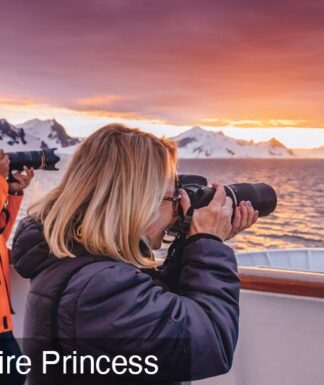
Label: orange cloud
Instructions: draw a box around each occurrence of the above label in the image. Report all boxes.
[75,95,124,107]
[198,118,324,129]
[0,96,38,107]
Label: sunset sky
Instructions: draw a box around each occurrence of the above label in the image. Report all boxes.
[1,0,324,148]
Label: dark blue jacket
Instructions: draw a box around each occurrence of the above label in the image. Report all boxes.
[12,217,240,385]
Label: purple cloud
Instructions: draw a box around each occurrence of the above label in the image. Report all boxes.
[0,0,324,126]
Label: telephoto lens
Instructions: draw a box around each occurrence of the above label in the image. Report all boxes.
[179,174,277,217]
[8,148,60,172]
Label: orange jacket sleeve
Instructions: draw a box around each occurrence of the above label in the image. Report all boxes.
[0,174,23,241]
[3,194,23,241]
[0,174,9,210]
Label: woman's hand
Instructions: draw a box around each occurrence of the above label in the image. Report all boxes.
[225,201,258,240]
[8,166,34,194]
[0,149,10,179]
[179,183,233,241]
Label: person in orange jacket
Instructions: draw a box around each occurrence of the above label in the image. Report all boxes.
[0,148,34,385]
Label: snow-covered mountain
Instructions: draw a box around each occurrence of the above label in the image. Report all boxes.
[0,118,80,152]
[173,127,295,158]
[0,119,322,158]
[16,119,80,148]
[0,119,27,147]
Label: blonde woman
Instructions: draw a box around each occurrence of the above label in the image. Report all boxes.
[12,124,257,385]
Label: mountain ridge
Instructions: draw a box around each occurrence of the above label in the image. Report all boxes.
[0,118,80,152]
[173,126,296,158]
[0,119,323,158]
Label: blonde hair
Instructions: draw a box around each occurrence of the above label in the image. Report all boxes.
[28,124,177,268]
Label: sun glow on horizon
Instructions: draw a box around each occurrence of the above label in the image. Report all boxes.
[207,127,324,149]
[1,103,323,149]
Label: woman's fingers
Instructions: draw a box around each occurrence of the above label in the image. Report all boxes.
[246,201,255,226]
[253,210,259,224]
[237,201,257,230]
[239,201,248,228]
[178,188,191,214]
[224,196,233,215]
[23,166,34,181]
[210,183,226,206]
[231,206,241,232]
[12,172,29,187]
[9,166,34,193]
[226,201,259,240]
[12,172,24,183]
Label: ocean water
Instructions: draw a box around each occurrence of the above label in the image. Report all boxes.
[9,157,324,253]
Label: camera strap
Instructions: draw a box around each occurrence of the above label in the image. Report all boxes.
[152,206,195,292]
[175,205,195,256]
[180,206,194,238]
[164,205,195,263]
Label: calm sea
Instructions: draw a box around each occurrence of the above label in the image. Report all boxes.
[9,157,324,253]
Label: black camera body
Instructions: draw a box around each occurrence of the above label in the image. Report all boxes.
[164,174,277,265]
[178,174,277,217]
